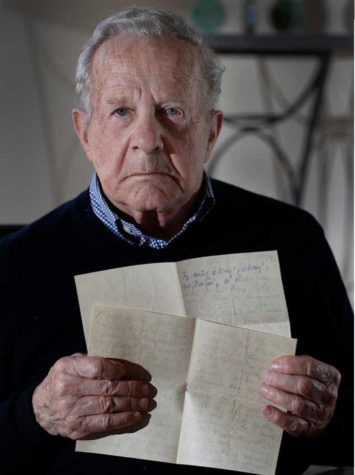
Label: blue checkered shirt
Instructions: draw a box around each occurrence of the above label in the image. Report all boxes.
[89,173,215,249]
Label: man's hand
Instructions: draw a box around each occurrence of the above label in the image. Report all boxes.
[259,355,341,437]
[32,353,154,440]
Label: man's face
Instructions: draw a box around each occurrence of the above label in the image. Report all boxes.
[74,36,222,220]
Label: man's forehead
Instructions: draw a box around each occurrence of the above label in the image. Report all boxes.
[91,35,202,90]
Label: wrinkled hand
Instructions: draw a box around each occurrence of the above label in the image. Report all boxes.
[259,355,341,437]
[32,353,155,440]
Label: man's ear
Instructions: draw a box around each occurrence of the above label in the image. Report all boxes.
[72,109,92,160]
[205,109,223,162]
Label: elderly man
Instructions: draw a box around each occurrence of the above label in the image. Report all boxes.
[0,7,353,475]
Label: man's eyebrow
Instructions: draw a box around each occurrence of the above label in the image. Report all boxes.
[104,96,130,105]
[104,97,189,107]
[160,97,187,105]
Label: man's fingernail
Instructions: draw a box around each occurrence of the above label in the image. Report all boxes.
[271,362,282,370]
[134,411,142,420]
[263,407,273,417]
[264,371,272,383]
[142,384,150,396]
[139,398,148,409]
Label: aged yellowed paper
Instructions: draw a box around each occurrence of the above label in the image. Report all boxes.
[77,306,194,463]
[75,260,184,343]
[177,318,296,474]
[76,305,296,475]
[176,251,290,336]
[75,250,290,343]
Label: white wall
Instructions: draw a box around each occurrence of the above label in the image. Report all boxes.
[0,0,352,300]
[0,0,55,220]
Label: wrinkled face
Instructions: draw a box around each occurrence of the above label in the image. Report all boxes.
[74,36,222,218]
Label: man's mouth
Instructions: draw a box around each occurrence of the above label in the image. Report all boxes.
[129,172,171,177]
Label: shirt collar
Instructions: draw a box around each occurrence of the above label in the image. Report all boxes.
[89,172,215,249]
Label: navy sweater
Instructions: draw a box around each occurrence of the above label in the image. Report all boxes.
[0,179,353,474]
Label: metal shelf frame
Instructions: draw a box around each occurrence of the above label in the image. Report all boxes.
[204,34,353,206]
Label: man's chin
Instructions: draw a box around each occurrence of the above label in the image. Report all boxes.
[125,181,181,210]
[127,197,176,215]
[114,194,178,217]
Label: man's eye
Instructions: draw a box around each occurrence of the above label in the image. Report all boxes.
[115,108,128,117]
[165,107,180,117]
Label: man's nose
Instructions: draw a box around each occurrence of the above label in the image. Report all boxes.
[131,112,164,154]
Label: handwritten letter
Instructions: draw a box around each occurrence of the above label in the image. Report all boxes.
[177,319,296,474]
[75,251,290,345]
[76,305,296,475]
[77,305,194,463]
[74,251,293,474]
[176,251,290,336]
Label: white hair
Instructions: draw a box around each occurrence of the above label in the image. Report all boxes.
[75,7,224,118]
